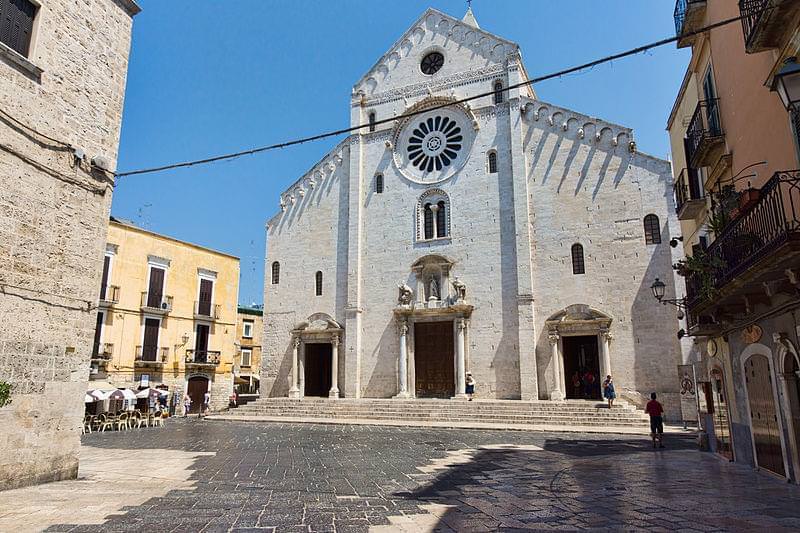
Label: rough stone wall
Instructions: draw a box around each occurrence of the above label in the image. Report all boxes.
[0,0,137,489]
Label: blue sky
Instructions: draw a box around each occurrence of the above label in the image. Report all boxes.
[114,1,690,306]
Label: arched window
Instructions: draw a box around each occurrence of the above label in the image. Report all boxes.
[423,203,434,239]
[368,112,376,132]
[271,261,280,285]
[571,244,585,275]
[488,151,497,174]
[643,214,661,245]
[375,173,384,194]
[493,81,504,104]
[315,271,323,296]
[436,201,447,238]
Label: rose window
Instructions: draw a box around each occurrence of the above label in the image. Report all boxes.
[406,116,463,173]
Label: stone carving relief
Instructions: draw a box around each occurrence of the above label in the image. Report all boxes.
[397,282,414,306]
[451,276,466,302]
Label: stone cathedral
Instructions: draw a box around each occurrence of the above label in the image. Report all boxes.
[261,8,685,410]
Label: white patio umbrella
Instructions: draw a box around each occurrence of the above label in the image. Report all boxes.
[84,393,96,403]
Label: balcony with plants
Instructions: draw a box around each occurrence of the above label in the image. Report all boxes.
[674,0,707,48]
[678,170,800,331]
[739,0,800,54]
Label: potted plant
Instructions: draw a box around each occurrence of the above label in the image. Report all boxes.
[0,381,11,408]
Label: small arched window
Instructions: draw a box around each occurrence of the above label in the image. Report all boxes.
[271,261,280,285]
[488,151,498,174]
[368,112,376,132]
[643,214,661,245]
[375,173,384,194]
[493,81,504,104]
[571,244,585,275]
[315,271,323,296]
[436,201,447,238]
[423,203,434,240]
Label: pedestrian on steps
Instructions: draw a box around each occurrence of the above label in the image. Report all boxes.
[603,375,616,409]
[465,372,476,401]
[182,392,191,418]
[645,392,665,449]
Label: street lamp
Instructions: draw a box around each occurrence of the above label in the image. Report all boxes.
[649,277,686,313]
[773,57,800,111]
[650,278,666,301]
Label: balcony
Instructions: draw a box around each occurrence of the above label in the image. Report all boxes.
[91,342,114,360]
[98,285,120,307]
[685,170,800,318]
[185,350,221,367]
[740,0,800,53]
[674,168,706,220]
[674,0,707,48]
[135,345,169,366]
[686,99,724,169]
[140,292,173,314]
[194,301,221,320]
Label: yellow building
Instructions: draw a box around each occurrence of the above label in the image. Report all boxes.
[90,217,240,412]
[235,305,263,395]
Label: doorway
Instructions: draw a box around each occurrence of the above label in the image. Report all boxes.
[744,354,785,476]
[562,335,601,400]
[187,376,209,414]
[414,321,454,398]
[304,343,332,397]
[783,353,800,481]
[710,367,734,460]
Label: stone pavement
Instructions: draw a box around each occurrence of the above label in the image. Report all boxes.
[2,419,799,532]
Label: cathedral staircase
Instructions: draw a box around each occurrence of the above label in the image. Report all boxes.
[211,398,653,434]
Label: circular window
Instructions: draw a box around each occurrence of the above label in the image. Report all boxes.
[407,116,462,172]
[420,52,444,75]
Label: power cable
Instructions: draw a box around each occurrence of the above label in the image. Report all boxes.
[113,10,758,178]
[0,107,71,148]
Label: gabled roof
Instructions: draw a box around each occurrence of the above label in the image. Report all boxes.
[352,7,519,92]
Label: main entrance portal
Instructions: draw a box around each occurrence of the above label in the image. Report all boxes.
[563,335,601,400]
[304,343,332,397]
[414,321,454,398]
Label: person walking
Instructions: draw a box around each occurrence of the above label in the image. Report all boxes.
[645,392,665,448]
[603,375,616,409]
[465,372,476,401]
[182,392,191,418]
[201,390,211,417]
[583,370,596,399]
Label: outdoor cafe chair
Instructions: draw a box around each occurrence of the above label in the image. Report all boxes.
[151,411,164,428]
[82,415,93,434]
[130,411,144,429]
[97,414,114,432]
[115,412,129,431]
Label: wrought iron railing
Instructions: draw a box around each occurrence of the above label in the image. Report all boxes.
[793,107,800,154]
[135,345,169,363]
[674,0,706,37]
[186,350,221,365]
[140,292,173,312]
[194,301,220,319]
[686,99,723,167]
[91,342,113,359]
[674,168,703,214]
[686,170,800,308]
[739,0,770,48]
[99,285,120,304]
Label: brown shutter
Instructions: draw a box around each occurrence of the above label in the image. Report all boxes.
[198,278,213,315]
[143,318,160,361]
[147,267,165,307]
[92,312,103,356]
[0,0,37,57]
[195,324,209,360]
[99,256,110,300]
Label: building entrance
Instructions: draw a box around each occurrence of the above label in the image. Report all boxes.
[304,343,332,397]
[745,354,785,476]
[187,376,209,414]
[563,335,601,400]
[414,321,454,398]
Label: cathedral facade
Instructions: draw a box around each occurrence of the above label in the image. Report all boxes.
[261,8,685,410]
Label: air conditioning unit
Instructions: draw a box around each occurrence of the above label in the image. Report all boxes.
[90,366,98,375]
[161,301,168,310]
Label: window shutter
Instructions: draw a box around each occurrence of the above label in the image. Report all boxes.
[1,0,37,57]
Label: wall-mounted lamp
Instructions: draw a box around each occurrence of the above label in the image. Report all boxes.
[669,236,683,248]
[773,57,800,112]
[181,332,190,345]
[650,277,686,310]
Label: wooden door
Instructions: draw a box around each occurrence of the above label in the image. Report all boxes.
[92,312,103,356]
[99,255,110,300]
[745,354,785,476]
[143,318,159,361]
[562,335,600,400]
[147,267,165,307]
[198,278,213,315]
[195,324,210,362]
[304,343,332,397]
[414,321,454,398]
[187,376,208,414]
[710,368,733,460]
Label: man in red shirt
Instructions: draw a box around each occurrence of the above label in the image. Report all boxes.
[645,392,665,448]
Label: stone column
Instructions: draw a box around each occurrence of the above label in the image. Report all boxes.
[455,318,467,398]
[329,335,340,398]
[549,331,564,400]
[289,336,300,399]
[395,320,410,398]
[600,329,612,379]
[430,204,439,238]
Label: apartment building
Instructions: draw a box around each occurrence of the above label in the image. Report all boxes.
[235,305,263,395]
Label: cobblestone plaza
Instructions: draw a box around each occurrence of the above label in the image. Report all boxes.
[3,420,800,532]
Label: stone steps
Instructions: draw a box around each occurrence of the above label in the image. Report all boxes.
[222,398,650,430]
